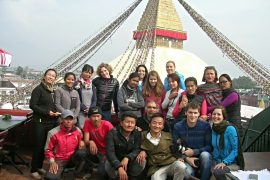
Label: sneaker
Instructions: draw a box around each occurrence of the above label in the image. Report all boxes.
[82,173,92,180]
[37,168,46,175]
[31,172,41,179]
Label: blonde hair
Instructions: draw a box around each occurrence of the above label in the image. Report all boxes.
[166,60,176,67]
[96,63,113,77]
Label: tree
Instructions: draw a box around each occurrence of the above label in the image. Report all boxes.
[232,76,257,89]
[16,66,24,76]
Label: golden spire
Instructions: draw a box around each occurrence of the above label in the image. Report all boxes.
[133,0,187,49]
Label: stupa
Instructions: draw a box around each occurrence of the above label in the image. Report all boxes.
[110,0,207,83]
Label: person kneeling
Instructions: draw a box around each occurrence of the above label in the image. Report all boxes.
[105,112,145,180]
[44,109,86,180]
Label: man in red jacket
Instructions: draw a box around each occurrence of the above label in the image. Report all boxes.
[44,109,86,180]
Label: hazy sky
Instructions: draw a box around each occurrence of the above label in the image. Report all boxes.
[0,0,269,78]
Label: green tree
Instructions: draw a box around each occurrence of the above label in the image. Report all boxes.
[232,76,257,89]
[16,66,24,76]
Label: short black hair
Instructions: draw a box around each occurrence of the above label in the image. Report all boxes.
[82,64,94,73]
[64,72,76,81]
[185,77,198,86]
[128,72,140,80]
[149,112,165,123]
[121,112,137,121]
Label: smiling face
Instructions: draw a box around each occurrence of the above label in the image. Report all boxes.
[128,77,140,89]
[44,70,57,85]
[186,108,200,126]
[219,76,231,90]
[65,74,75,88]
[137,67,146,80]
[149,116,164,134]
[168,77,178,90]
[120,116,136,133]
[149,75,157,88]
[186,81,197,95]
[81,70,92,80]
[100,67,110,79]
[204,69,216,83]
[166,62,176,75]
[212,108,224,125]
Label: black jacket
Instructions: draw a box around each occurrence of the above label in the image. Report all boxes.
[30,82,57,123]
[92,76,119,112]
[106,125,141,169]
[177,93,203,119]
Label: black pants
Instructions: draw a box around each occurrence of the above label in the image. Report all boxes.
[31,121,57,173]
[44,149,88,180]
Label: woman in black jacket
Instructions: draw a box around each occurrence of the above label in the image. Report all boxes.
[29,68,60,179]
[93,63,119,122]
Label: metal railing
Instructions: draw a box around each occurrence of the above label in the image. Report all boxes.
[244,124,270,152]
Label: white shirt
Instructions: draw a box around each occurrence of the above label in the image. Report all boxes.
[146,132,161,146]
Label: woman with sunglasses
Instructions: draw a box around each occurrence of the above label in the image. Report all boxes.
[209,74,242,133]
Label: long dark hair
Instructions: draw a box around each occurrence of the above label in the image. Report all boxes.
[135,64,148,85]
[219,74,233,88]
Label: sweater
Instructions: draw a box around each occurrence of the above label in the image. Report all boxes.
[54,85,80,118]
[117,82,145,118]
[212,126,238,165]
[173,119,212,157]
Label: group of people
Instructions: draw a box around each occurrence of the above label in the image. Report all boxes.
[29,60,244,180]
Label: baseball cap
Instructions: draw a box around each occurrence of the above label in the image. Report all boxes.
[61,109,74,119]
[88,107,102,117]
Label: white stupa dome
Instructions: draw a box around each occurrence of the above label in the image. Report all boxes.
[110,46,208,84]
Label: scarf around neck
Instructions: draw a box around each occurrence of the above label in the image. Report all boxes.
[212,120,229,149]
[42,79,54,92]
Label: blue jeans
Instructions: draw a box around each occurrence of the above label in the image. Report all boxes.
[102,111,111,122]
[185,151,212,180]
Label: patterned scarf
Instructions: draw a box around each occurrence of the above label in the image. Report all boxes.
[78,77,92,89]
[42,79,54,92]
[198,83,222,106]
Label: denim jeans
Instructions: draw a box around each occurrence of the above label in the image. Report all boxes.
[185,151,212,180]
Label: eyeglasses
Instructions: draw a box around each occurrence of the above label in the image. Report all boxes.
[219,81,228,84]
